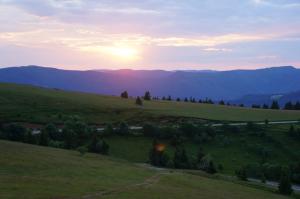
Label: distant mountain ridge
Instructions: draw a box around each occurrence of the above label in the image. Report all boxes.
[0,65,300,100]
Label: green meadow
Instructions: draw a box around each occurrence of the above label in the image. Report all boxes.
[1,83,300,124]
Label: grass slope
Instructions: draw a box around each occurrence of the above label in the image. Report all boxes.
[0,140,291,199]
[1,83,300,123]
[107,124,300,175]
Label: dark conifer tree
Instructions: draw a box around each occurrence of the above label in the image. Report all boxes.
[135,96,143,106]
[120,91,129,98]
[144,91,151,100]
[295,101,300,110]
[271,100,280,109]
[284,101,294,110]
[219,100,225,105]
[263,104,269,109]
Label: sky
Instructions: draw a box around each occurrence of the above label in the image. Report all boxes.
[0,0,300,70]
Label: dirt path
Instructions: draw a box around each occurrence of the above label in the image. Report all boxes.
[81,172,168,199]
[95,120,299,131]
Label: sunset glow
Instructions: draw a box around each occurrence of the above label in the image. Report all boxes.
[0,0,300,70]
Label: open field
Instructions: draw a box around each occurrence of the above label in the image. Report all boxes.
[1,83,300,124]
[0,140,293,199]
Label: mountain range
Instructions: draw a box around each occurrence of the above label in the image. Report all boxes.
[1,65,300,102]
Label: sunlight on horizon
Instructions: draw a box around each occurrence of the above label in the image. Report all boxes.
[79,45,140,62]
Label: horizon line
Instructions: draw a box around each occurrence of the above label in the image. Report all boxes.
[0,64,299,72]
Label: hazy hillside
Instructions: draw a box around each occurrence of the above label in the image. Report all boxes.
[233,90,300,107]
[1,65,300,100]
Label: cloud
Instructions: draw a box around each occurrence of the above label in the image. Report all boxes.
[252,0,300,8]
[203,48,233,52]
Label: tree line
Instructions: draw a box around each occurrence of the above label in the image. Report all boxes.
[121,90,300,111]
[0,116,110,156]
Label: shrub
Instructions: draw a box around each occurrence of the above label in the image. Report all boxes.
[77,146,88,156]
[118,122,129,136]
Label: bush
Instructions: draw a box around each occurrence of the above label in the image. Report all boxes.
[77,146,88,156]
[118,122,129,136]
[88,135,109,155]
[102,124,114,137]
[3,123,27,141]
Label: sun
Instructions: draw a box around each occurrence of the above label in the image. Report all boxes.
[107,46,139,61]
[79,45,140,61]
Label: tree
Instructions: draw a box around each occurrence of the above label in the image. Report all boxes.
[278,168,293,195]
[24,131,37,144]
[284,101,294,110]
[4,123,26,141]
[142,123,159,137]
[144,91,151,100]
[271,101,280,109]
[295,101,300,110]
[98,140,109,155]
[207,160,217,174]
[167,95,172,101]
[288,125,296,137]
[219,100,225,105]
[120,91,129,98]
[118,122,129,136]
[135,96,143,106]
[235,166,248,181]
[173,147,190,169]
[88,134,109,155]
[176,98,181,102]
[149,140,169,167]
[252,104,261,109]
[261,173,266,183]
[62,127,77,149]
[184,97,188,102]
[197,147,205,163]
[39,130,49,146]
[103,124,114,136]
[44,123,60,141]
[264,119,269,125]
[263,104,269,109]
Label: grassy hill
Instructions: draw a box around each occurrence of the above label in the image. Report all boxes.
[0,140,292,199]
[1,83,300,124]
[106,123,300,175]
